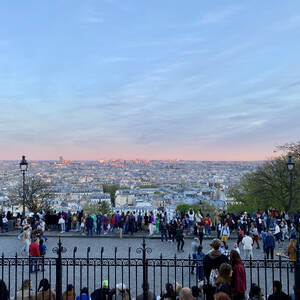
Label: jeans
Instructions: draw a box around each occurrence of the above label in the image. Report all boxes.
[161,230,168,242]
[124,223,128,234]
[72,222,77,230]
[177,238,184,251]
[60,223,65,232]
[266,247,274,259]
[1,224,8,233]
[204,225,210,236]
[87,227,93,236]
[196,266,204,281]
[96,225,102,235]
[29,257,39,273]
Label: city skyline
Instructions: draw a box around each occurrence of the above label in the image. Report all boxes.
[1,1,300,161]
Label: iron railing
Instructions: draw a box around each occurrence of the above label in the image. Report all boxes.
[0,238,296,299]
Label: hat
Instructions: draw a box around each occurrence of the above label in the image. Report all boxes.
[116,283,126,290]
[102,280,108,287]
[210,238,221,250]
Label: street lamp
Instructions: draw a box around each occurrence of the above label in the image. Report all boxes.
[286,155,300,296]
[19,155,28,218]
[286,155,295,213]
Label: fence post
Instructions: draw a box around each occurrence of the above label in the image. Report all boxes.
[53,237,67,300]
[137,238,152,300]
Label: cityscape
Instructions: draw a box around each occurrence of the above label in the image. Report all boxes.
[0,158,262,215]
[0,1,299,299]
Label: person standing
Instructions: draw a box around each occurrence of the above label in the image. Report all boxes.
[176,223,184,252]
[119,213,125,239]
[85,215,94,237]
[241,233,253,260]
[230,251,246,300]
[198,223,204,246]
[160,218,168,242]
[96,213,102,236]
[195,245,205,283]
[221,223,230,247]
[21,226,31,255]
[265,231,275,260]
[58,215,65,233]
[274,223,281,247]
[203,215,211,237]
[149,212,155,236]
[29,238,40,273]
[1,215,8,233]
[251,224,260,249]
[191,238,200,274]
[287,239,296,272]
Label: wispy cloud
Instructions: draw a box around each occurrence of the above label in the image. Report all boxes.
[197,6,241,25]
[272,14,300,31]
[82,8,104,24]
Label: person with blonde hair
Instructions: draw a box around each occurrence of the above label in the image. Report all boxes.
[20,226,31,255]
[287,239,296,272]
[15,280,35,300]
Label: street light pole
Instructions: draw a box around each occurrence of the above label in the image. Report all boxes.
[286,155,295,213]
[286,155,300,297]
[19,155,28,219]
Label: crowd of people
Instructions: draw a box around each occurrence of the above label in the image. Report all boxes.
[7,207,299,263]
[0,236,298,299]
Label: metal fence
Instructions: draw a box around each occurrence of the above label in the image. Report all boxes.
[0,238,296,300]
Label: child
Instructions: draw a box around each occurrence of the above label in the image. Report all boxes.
[224,244,230,257]
[233,243,240,255]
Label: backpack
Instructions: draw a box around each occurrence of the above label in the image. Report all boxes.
[209,268,219,286]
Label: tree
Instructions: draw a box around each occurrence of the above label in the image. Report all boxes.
[176,201,215,216]
[275,141,300,159]
[83,201,113,216]
[176,204,191,214]
[227,155,300,213]
[102,184,120,206]
[9,176,53,214]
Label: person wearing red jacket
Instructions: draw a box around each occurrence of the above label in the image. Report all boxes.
[203,215,211,237]
[230,250,246,300]
[29,238,40,273]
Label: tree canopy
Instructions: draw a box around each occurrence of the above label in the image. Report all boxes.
[83,201,113,216]
[227,155,300,214]
[9,176,53,214]
[176,201,215,216]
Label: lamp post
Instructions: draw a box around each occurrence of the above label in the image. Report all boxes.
[19,155,28,218]
[286,155,295,213]
[286,155,300,295]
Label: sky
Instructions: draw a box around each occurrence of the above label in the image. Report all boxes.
[0,1,300,161]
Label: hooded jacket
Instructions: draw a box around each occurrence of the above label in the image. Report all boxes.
[203,250,229,281]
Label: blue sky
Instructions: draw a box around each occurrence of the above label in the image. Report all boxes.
[0,1,300,160]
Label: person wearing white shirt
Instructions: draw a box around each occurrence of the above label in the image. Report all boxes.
[1,216,8,233]
[58,216,65,233]
[242,234,253,259]
[274,223,281,246]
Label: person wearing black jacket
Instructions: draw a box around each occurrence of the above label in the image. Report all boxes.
[203,239,229,300]
[268,281,291,300]
[91,280,111,300]
[203,239,229,282]
[0,280,9,300]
